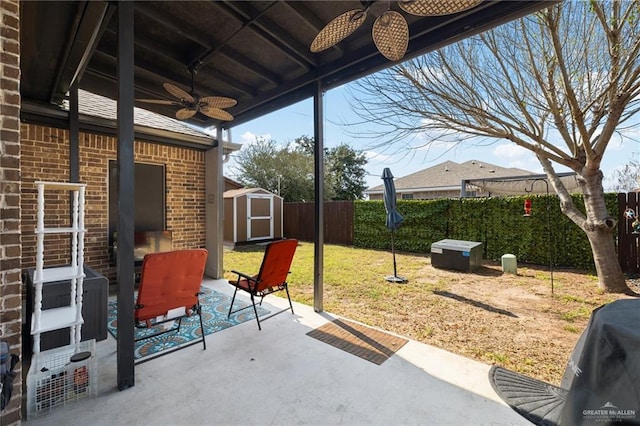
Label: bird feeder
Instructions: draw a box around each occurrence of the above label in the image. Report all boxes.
[524,199,532,217]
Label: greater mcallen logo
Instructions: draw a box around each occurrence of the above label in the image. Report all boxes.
[583,401,636,422]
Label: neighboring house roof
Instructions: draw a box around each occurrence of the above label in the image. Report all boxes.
[224,177,244,191]
[366,160,534,194]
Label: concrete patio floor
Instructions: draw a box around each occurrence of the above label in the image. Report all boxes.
[23,278,530,425]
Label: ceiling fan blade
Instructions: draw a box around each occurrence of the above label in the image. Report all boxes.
[398,0,482,16]
[163,82,195,103]
[200,107,234,121]
[176,108,197,120]
[136,98,180,105]
[310,9,367,52]
[372,11,408,62]
[200,96,237,109]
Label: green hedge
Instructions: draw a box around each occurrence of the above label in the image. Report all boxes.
[354,194,619,271]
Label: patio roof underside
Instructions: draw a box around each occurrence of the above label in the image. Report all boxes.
[18,0,555,391]
[21,0,553,131]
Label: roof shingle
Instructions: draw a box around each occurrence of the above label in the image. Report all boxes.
[367,160,534,193]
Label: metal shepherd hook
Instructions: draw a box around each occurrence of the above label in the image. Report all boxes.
[525,178,554,295]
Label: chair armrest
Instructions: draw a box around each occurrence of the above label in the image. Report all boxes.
[231,270,256,282]
[230,269,260,293]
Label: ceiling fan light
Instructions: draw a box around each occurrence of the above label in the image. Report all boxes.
[310,9,367,52]
[372,11,408,61]
[399,0,483,17]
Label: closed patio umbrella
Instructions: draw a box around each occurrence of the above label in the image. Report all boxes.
[382,168,407,283]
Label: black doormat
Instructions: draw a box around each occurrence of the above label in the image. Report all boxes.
[489,365,566,425]
[306,318,408,365]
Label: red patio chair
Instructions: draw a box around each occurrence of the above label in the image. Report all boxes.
[227,239,298,330]
[134,248,208,350]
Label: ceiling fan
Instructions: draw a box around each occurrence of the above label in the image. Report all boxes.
[137,69,237,121]
[310,0,482,61]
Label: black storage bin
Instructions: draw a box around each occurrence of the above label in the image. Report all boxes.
[26,266,108,351]
[431,239,483,273]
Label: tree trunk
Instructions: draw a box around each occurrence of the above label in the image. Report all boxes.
[578,170,630,293]
[584,227,629,293]
[544,157,629,293]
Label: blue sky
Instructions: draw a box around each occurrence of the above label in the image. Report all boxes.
[225,83,633,191]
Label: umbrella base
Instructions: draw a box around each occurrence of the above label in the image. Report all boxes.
[385,275,407,283]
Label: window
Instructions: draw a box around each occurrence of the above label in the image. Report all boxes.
[108,160,166,244]
[401,193,414,200]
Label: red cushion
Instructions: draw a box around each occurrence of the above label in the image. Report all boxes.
[254,239,297,292]
[135,249,208,322]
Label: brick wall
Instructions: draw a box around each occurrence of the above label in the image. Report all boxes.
[20,123,206,283]
[0,0,22,423]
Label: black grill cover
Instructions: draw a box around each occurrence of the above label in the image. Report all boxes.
[490,299,640,425]
[559,299,640,425]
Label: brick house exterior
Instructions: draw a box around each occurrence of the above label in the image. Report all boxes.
[1,69,237,419]
[1,1,22,423]
[19,124,208,283]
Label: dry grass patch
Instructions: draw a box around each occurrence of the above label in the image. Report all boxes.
[223,241,636,385]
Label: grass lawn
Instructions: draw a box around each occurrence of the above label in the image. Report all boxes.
[223,241,632,385]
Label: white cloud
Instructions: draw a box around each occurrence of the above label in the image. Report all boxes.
[492,143,529,160]
[238,131,272,145]
[409,120,465,152]
[363,150,391,162]
[489,143,544,172]
[609,136,625,151]
[602,164,626,191]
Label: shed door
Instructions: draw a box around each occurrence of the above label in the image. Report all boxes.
[247,194,273,241]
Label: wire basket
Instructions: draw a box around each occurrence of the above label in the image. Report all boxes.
[26,339,97,418]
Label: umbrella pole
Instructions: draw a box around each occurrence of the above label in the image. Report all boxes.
[385,230,406,283]
[391,231,398,277]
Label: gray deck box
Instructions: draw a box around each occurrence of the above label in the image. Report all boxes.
[26,265,108,351]
[431,239,482,273]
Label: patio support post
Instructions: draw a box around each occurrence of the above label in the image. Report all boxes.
[69,82,79,183]
[313,81,324,312]
[205,126,224,278]
[116,0,136,390]
[68,82,80,228]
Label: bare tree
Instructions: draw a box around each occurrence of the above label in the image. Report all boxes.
[348,1,640,293]
[611,153,640,192]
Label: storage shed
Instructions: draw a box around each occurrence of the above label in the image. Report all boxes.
[223,188,283,244]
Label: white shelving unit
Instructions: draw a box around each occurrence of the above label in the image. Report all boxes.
[27,181,98,419]
[31,181,87,355]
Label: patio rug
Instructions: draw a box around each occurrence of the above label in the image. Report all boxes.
[107,286,269,362]
[306,318,408,365]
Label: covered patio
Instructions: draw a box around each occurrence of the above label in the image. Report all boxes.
[24,278,529,425]
[6,0,551,423]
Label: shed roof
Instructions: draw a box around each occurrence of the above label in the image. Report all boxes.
[224,187,281,199]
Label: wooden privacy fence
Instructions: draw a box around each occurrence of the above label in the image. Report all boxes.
[618,192,640,274]
[283,201,354,245]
